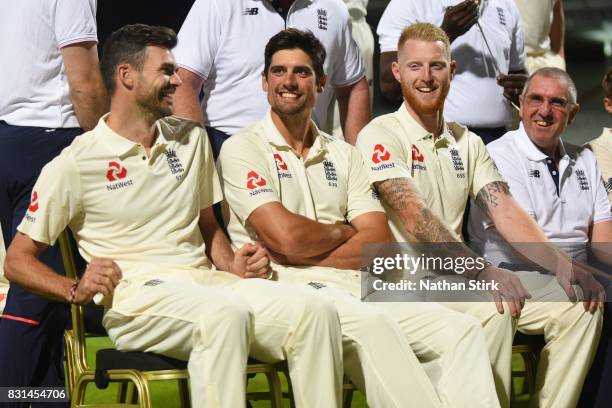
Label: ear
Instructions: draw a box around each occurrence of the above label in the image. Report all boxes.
[261,71,269,92]
[391,60,401,83]
[450,60,457,79]
[316,74,327,93]
[567,103,580,125]
[604,97,612,115]
[117,64,134,90]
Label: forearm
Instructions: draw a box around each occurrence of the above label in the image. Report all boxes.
[336,78,370,145]
[272,219,355,258]
[377,178,485,278]
[5,250,74,303]
[550,0,565,58]
[70,76,108,131]
[204,226,235,273]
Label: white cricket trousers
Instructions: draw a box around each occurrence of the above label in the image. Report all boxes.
[103,267,344,408]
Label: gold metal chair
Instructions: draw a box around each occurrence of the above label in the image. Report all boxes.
[58,229,287,407]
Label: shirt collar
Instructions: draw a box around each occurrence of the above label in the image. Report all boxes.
[97,113,169,160]
[262,110,328,162]
[515,122,570,163]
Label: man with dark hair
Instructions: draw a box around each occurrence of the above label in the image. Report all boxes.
[357,24,603,408]
[172,0,369,151]
[0,0,108,399]
[219,28,500,408]
[586,67,612,206]
[5,24,344,408]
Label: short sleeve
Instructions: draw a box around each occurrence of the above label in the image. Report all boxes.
[217,134,281,221]
[17,154,82,245]
[346,146,384,222]
[174,0,222,79]
[356,120,413,184]
[469,134,507,200]
[589,153,612,223]
[54,0,97,47]
[198,129,224,209]
[376,0,416,52]
[329,5,365,87]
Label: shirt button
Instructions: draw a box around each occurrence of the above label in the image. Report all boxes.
[552,170,557,175]
[142,156,146,160]
[547,159,552,164]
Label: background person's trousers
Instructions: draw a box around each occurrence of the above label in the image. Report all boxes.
[104,267,344,408]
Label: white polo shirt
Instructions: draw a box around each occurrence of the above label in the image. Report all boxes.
[585,128,612,205]
[174,0,365,135]
[0,0,98,128]
[217,111,383,251]
[377,0,525,129]
[356,105,505,242]
[468,125,612,263]
[18,115,222,273]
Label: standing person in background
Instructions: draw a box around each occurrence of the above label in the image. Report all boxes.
[331,0,374,139]
[172,0,370,150]
[514,0,565,74]
[377,0,528,144]
[585,67,612,207]
[0,0,108,400]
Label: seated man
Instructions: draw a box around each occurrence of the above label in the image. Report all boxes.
[4,24,344,408]
[585,67,612,208]
[468,67,612,408]
[357,23,603,408]
[218,28,500,408]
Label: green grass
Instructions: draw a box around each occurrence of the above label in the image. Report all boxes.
[79,337,529,407]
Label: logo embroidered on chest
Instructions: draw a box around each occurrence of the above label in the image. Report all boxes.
[317,8,328,30]
[449,147,465,178]
[165,149,184,180]
[605,178,612,194]
[411,145,427,171]
[575,169,590,191]
[323,160,338,188]
[274,153,292,179]
[243,7,258,15]
[496,7,506,26]
[529,169,541,178]
[106,161,134,191]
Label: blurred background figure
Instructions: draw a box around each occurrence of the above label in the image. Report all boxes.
[514,0,566,74]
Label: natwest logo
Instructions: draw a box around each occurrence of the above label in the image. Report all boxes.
[28,191,39,212]
[371,144,390,164]
[246,171,267,189]
[106,161,128,182]
[273,154,288,170]
[411,145,425,162]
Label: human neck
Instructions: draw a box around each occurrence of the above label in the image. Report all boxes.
[270,110,313,158]
[403,101,444,138]
[106,98,159,154]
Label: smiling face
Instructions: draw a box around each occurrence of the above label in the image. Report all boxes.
[392,39,455,116]
[520,74,580,152]
[262,48,326,118]
[133,45,182,119]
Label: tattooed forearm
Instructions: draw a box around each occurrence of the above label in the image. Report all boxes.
[376,178,456,243]
[475,181,511,218]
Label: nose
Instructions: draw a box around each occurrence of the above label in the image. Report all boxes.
[538,100,553,117]
[422,66,432,82]
[283,71,298,89]
[170,71,182,86]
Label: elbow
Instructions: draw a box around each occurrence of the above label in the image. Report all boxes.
[4,248,20,283]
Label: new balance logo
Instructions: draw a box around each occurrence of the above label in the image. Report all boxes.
[106,161,128,182]
[144,279,163,287]
[247,171,267,189]
[243,7,258,15]
[529,170,540,178]
[308,281,327,289]
[372,144,390,164]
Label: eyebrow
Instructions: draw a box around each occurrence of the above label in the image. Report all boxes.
[160,62,177,71]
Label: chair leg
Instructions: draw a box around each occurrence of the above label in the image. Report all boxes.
[342,376,354,408]
[264,371,283,408]
[178,379,190,408]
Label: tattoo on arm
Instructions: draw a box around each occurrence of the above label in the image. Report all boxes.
[376,178,457,243]
[475,181,511,218]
